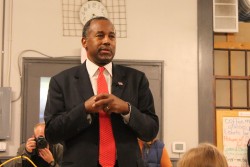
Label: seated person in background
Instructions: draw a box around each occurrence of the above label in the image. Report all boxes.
[177,143,228,167]
[9,122,63,167]
[138,138,172,167]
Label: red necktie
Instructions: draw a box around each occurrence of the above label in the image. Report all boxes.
[98,67,116,167]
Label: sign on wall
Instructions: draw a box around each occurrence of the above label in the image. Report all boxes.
[217,110,250,167]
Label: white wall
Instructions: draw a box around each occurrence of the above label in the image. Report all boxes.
[1,0,198,158]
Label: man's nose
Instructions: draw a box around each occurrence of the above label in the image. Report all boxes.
[103,36,110,45]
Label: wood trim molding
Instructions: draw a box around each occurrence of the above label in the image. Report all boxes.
[214,33,250,49]
[214,42,250,49]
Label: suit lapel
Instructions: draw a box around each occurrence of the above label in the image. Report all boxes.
[74,62,94,101]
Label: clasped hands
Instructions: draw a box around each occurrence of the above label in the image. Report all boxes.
[85,93,129,115]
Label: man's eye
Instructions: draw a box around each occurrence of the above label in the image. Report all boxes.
[96,34,104,38]
[109,35,116,39]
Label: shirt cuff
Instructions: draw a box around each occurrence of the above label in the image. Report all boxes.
[121,103,131,123]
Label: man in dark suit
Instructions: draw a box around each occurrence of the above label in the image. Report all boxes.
[44,16,159,167]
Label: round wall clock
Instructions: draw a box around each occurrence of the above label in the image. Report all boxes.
[79,0,109,26]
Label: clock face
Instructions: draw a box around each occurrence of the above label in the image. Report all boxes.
[79,1,109,26]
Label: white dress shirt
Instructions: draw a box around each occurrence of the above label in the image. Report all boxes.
[85,59,130,122]
[86,58,112,95]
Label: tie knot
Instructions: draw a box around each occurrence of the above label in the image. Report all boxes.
[99,67,105,73]
[99,67,105,72]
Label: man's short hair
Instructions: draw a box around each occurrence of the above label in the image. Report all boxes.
[82,16,110,38]
[34,122,45,131]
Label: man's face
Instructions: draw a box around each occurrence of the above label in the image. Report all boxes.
[34,125,45,138]
[82,19,116,66]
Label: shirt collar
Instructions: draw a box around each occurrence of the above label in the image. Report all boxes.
[86,58,112,77]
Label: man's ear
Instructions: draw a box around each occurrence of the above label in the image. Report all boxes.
[81,37,87,48]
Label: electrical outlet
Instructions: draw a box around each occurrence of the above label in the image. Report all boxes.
[172,142,186,153]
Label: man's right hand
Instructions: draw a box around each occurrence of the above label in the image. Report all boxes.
[84,95,105,113]
[25,136,36,153]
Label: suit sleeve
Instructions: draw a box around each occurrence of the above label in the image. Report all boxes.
[127,73,159,142]
[44,76,91,144]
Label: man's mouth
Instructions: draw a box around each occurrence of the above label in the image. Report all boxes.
[99,49,111,55]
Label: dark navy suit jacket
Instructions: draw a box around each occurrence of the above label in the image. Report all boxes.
[44,61,159,167]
